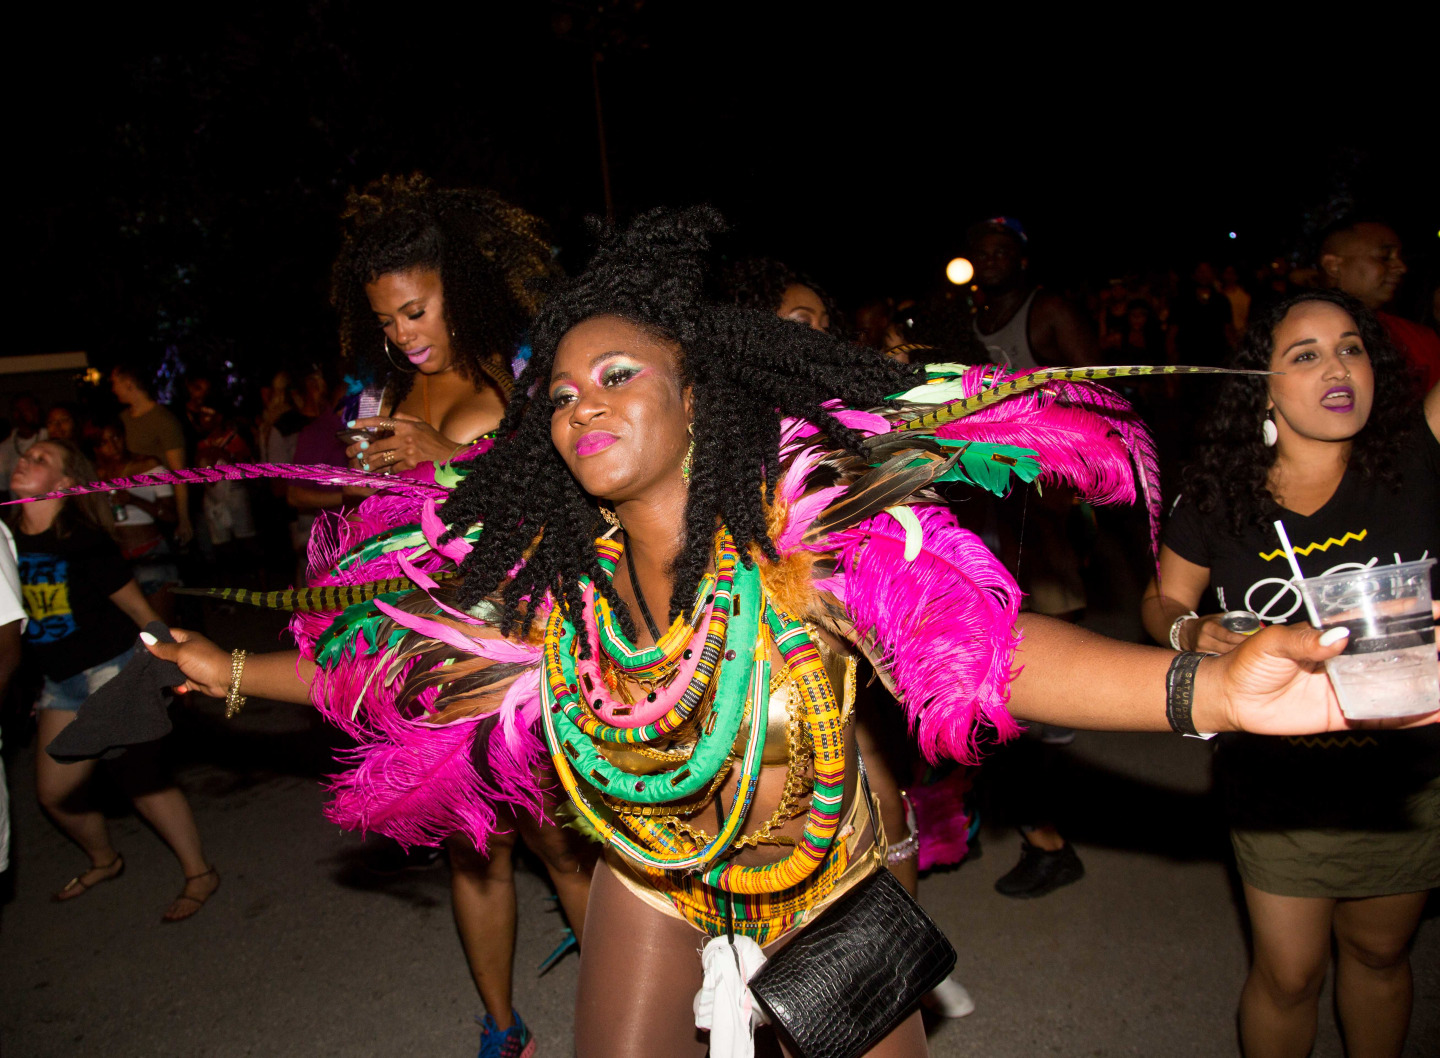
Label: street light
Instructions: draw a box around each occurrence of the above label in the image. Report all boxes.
[946,257,974,285]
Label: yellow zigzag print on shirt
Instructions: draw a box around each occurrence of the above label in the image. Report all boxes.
[1259,529,1367,562]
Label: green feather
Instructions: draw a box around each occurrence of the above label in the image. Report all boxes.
[931,439,1041,496]
[335,525,426,570]
[315,591,409,667]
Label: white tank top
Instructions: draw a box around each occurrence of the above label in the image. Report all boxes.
[974,288,1041,371]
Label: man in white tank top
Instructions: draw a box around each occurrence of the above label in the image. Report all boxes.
[970,217,1101,371]
[969,218,1100,898]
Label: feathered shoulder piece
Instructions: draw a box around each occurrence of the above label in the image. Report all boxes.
[764,362,1193,763]
[287,454,549,852]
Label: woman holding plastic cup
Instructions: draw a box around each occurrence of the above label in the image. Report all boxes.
[1142,289,1439,1058]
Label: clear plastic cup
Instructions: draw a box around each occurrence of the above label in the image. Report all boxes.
[1296,559,1438,720]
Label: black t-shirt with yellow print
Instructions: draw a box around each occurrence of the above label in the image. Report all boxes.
[1163,414,1440,828]
[15,522,136,682]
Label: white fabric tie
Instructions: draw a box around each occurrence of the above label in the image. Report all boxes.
[693,934,768,1058]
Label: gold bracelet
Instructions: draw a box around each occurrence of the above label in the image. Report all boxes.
[225,649,248,719]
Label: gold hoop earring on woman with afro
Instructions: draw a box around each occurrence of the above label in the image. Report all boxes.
[383,336,417,373]
[681,422,695,485]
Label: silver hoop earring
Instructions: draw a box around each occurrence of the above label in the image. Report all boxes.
[383,337,417,373]
[1262,412,1278,447]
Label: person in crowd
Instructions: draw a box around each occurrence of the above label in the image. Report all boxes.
[92,421,180,619]
[328,173,591,1057]
[1140,289,1439,1058]
[719,256,844,337]
[1317,217,1440,391]
[1167,261,1235,368]
[284,364,352,585]
[722,254,976,1019]
[253,369,298,463]
[111,365,194,546]
[194,405,259,577]
[0,394,48,501]
[44,402,85,445]
[1100,298,1167,364]
[119,208,1425,1058]
[1220,264,1252,338]
[0,520,25,878]
[6,438,217,920]
[970,216,1101,370]
[971,215,1099,895]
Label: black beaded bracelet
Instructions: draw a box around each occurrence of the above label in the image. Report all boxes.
[1165,650,1211,736]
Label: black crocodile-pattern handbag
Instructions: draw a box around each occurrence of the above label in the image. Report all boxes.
[749,867,956,1058]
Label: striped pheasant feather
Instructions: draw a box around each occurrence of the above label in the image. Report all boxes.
[173,574,459,612]
[0,463,448,507]
[893,364,1263,432]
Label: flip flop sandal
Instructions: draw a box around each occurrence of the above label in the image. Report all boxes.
[162,865,220,923]
[54,854,125,902]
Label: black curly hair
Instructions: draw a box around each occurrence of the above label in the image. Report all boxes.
[1180,289,1420,536]
[439,206,922,645]
[717,257,849,339]
[330,174,556,405]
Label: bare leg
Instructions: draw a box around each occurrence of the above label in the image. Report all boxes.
[1331,891,1427,1058]
[448,827,519,1030]
[575,860,710,1058]
[578,861,929,1058]
[109,739,217,918]
[515,809,595,943]
[775,1011,927,1058]
[1025,824,1066,852]
[1238,883,1334,1058]
[35,710,120,895]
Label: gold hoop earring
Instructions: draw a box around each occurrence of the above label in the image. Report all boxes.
[383,337,418,373]
[681,422,695,485]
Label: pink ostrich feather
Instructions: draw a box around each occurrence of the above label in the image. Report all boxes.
[827,504,1023,764]
[325,716,498,850]
[0,462,445,508]
[931,364,1161,550]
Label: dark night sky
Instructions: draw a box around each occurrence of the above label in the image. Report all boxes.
[13,4,1436,380]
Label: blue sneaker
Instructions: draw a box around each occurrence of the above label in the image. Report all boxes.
[477,1011,535,1058]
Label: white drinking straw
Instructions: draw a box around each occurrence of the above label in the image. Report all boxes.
[1273,519,1324,627]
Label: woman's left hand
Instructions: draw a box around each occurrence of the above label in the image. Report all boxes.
[1195,619,1440,735]
[346,413,458,473]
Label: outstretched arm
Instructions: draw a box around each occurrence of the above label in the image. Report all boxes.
[142,630,315,704]
[1009,614,1436,735]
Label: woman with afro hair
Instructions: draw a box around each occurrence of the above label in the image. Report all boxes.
[135,210,1431,1058]
[1143,290,1440,1058]
[330,173,556,475]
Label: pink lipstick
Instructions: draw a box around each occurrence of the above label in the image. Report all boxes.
[405,346,432,366]
[1320,385,1355,412]
[575,431,618,456]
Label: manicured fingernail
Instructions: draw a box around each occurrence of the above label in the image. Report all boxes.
[359,440,369,450]
[361,461,369,471]
[347,420,356,428]
[139,631,158,645]
[1319,627,1350,646]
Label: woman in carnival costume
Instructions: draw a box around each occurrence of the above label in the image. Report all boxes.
[54,209,1430,1057]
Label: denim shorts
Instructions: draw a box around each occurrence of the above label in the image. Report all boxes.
[35,647,135,712]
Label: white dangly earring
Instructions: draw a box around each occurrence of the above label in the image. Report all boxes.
[1262,411,1278,447]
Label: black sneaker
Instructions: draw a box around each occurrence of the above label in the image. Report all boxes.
[993,839,1084,898]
